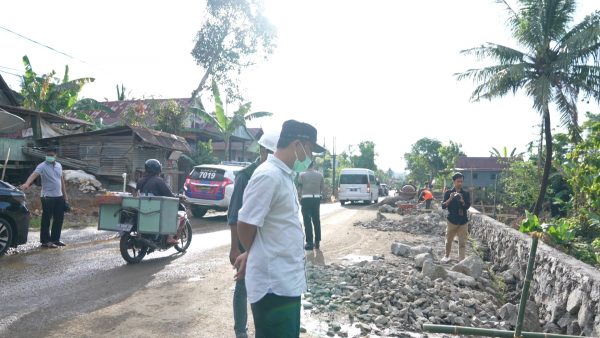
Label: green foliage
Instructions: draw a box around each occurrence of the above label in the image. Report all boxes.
[499,158,540,211]
[193,140,218,165]
[191,0,277,101]
[19,55,108,119]
[456,1,600,216]
[546,219,576,245]
[154,100,190,135]
[191,80,271,160]
[121,101,147,127]
[351,141,377,171]
[519,211,543,234]
[405,138,464,185]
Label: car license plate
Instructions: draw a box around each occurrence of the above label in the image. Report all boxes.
[350,188,358,192]
[117,223,133,231]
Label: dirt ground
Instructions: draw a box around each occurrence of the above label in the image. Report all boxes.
[43,206,431,338]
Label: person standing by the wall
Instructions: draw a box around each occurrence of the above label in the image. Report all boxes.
[441,172,471,262]
[298,161,324,250]
[20,147,69,248]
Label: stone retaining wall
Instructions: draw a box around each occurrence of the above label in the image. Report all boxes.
[470,213,600,336]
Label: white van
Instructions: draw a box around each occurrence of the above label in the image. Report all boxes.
[338,168,379,205]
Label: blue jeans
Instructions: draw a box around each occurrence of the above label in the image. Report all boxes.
[233,278,248,338]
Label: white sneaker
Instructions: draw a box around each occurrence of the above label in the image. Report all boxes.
[440,256,451,263]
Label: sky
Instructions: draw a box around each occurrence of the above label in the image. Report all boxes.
[1,0,598,172]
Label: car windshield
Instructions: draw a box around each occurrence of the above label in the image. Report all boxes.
[340,174,368,184]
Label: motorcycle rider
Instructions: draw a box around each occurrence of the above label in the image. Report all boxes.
[136,159,179,244]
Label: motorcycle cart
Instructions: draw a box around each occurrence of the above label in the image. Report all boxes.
[97,194,192,263]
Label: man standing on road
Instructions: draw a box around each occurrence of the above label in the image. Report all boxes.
[227,130,279,338]
[299,161,324,250]
[20,147,69,248]
[441,172,471,262]
[234,119,325,338]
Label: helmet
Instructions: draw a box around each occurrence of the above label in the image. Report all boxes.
[144,159,162,175]
[258,130,280,152]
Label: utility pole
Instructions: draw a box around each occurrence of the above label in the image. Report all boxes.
[332,137,337,198]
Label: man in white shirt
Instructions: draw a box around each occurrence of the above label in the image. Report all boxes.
[234,120,325,338]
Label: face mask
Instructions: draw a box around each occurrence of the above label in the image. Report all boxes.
[45,156,56,163]
[293,143,311,173]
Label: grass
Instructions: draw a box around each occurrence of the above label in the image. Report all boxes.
[29,215,96,230]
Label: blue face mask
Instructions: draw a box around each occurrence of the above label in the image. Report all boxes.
[45,156,56,163]
[293,143,312,173]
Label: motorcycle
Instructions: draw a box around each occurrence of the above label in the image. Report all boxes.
[118,200,192,264]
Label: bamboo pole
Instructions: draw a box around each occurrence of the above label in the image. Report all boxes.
[1,147,10,181]
[423,324,580,338]
[515,235,539,337]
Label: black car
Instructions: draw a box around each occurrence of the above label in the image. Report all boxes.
[0,180,30,255]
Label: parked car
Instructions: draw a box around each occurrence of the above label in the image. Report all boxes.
[0,180,30,255]
[379,183,389,197]
[337,168,379,205]
[182,163,247,218]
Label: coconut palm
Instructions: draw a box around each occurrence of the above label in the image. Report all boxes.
[191,80,272,160]
[457,0,600,216]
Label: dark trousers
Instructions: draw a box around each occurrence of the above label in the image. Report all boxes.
[301,197,321,244]
[251,293,301,338]
[40,196,65,243]
[425,199,432,209]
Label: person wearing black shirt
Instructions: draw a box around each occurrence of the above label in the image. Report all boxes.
[441,172,471,262]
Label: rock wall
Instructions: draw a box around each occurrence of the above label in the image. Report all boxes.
[470,213,600,336]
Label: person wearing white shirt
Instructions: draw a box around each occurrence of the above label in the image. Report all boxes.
[234,120,325,338]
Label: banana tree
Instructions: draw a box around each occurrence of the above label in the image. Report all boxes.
[191,80,272,160]
[19,55,112,130]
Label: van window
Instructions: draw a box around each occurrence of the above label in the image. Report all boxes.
[340,174,368,184]
[369,175,376,183]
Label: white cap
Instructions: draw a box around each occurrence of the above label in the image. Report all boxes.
[258,129,280,152]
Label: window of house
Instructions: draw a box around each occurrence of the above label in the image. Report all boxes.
[473,173,479,180]
[491,173,497,180]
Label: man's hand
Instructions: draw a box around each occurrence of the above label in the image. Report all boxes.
[233,252,248,281]
[229,245,242,266]
[19,183,29,191]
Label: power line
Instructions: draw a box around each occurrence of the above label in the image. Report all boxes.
[0,25,88,64]
[0,65,23,72]
[0,69,22,78]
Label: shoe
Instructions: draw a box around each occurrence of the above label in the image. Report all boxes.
[304,242,314,250]
[41,242,58,248]
[440,256,451,263]
[53,241,66,247]
[315,241,320,249]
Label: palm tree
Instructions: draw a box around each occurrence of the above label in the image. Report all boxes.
[457,0,600,216]
[191,80,272,161]
[489,146,524,159]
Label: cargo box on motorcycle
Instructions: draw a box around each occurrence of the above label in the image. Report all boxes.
[98,195,179,235]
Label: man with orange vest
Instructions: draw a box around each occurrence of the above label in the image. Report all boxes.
[419,187,434,209]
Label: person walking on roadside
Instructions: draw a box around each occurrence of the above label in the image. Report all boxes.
[299,161,324,250]
[20,147,69,248]
[441,172,471,262]
[234,119,325,338]
[419,186,434,209]
[227,130,279,338]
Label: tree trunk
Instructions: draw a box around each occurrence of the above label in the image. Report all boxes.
[190,63,214,101]
[532,107,553,216]
[225,136,231,161]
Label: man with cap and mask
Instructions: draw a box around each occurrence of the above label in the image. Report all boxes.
[227,129,279,338]
[234,120,325,338]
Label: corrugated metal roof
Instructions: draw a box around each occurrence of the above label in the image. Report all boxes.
[0,104,92,125]
[42,125,192,153]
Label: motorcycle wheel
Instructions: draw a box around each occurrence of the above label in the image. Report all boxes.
[174,221,192,253]
[120,233,147,264]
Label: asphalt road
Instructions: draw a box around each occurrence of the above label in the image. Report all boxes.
[0,203,345,337]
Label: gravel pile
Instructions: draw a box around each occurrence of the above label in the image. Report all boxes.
[354,212,447,236]
[304,258,513,337]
